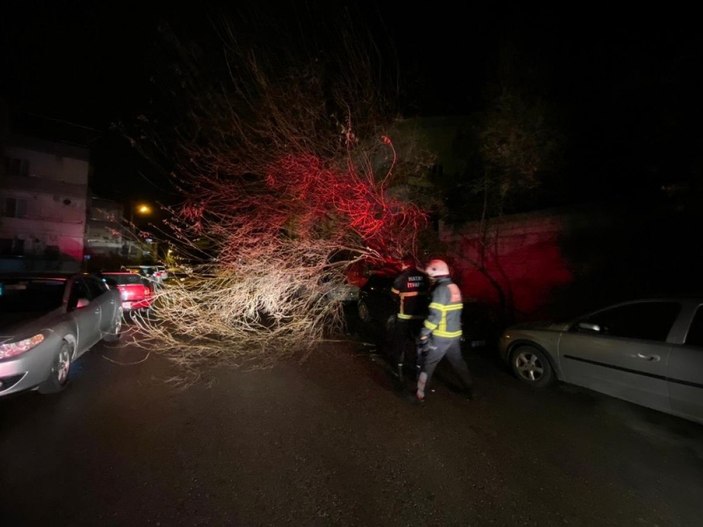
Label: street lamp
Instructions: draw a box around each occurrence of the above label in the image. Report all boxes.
[129,202,152,225]
[125,201,154,261]
[136,203,152,215]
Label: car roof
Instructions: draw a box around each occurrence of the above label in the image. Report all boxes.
[0,272,74,280]
[559,297,703,322]
[609,297,703,304]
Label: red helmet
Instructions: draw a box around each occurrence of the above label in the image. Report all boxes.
[425,259,450,278]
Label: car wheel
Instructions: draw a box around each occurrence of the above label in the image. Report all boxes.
[358,299,372,323]
[103,307,123,342]
[510,345,554,388]
[38,341,72,394]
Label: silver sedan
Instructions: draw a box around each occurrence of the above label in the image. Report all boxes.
[499,298,703,425]
[0,273,123,397]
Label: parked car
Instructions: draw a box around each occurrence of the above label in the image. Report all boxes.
[166,266,192,283]
[357,273,398,332]
[0,273,122,397]
[99,271,154,312]
[151,265,168,283]
[498,297,703,425]
[122,264,168,285]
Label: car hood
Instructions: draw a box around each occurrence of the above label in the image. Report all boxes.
[0,310,60,340]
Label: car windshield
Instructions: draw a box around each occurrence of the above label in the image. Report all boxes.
[0,278,66,313]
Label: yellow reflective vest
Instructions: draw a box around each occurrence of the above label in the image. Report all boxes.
[421,277,463,339]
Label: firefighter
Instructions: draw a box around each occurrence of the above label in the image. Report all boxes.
[416,259,474,402]
[389,254,429,389]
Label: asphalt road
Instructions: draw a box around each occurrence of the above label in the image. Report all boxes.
[1,326,702,526]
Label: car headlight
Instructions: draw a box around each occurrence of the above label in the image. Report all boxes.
[0,334,45,359]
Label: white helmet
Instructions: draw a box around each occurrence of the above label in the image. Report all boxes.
[425,259,450,278]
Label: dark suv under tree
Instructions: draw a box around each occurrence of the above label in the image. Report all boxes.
[356,272,495,350]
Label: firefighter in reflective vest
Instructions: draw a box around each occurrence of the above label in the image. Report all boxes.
[416,259,474,402]
[389,254,429,388]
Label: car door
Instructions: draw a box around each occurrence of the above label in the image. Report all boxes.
[668,303,703,423]
[84,275,116,333]
[558,301,680,414]
[67,276,102,354]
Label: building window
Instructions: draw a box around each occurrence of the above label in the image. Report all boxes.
[45,245,60,258]
[4,157,29,177]
[2,197,28,218]
[0,238,25,256]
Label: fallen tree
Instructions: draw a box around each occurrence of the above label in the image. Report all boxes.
[125,10,434,369]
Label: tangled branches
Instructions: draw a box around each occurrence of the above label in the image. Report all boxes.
[131,246,350,372]
[132,148,426,369]
[128,11,431,368]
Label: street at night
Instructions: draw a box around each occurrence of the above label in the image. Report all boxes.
[3,4,703,526]
[1,328,701,526]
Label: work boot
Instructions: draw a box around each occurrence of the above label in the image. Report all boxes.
[461,383,475,401]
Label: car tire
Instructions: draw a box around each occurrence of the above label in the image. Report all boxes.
[38,341,72,394]
[358,299,372,323]
[510,345,554,388]
[103,307,123,343]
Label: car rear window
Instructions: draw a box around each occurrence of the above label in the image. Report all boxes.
[0,278,66,313]
[104,274,144,285]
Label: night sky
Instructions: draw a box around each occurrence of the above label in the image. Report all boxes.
[2,2,702,207]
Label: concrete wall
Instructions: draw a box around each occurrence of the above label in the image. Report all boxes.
[440,202,699,324]
[5,143,89,185]
[440,206,618,323]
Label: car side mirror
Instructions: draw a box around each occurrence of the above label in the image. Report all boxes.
[76,297,91,309]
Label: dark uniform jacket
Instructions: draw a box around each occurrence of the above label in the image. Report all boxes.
[391,268,429,320]
[420,276,463,339]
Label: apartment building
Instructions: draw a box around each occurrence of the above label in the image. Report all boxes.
[0,133,90,271]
